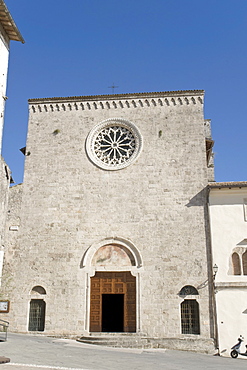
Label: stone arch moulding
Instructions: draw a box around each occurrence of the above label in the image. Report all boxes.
[80,237,143,270]
[28,285,48,301]
[81,237,143,333]
[30,286,47,295]
[179,285,199,297]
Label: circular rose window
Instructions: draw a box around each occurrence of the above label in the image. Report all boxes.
[86,118,142,170]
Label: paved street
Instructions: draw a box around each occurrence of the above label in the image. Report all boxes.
[0,333,246,370]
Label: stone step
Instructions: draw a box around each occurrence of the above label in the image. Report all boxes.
[86,332,147,337]
[77,335,216,353]
[77,335,151,348]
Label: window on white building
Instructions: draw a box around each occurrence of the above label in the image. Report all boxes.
[243,251,247,275]
[232,252,241,275]
[232,251,247,275]
[243,199,247,222]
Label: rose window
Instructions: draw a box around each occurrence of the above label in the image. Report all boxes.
[86,119,142,170]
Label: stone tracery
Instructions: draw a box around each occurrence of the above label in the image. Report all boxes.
[86,118,142,170]
[94,126,136,166]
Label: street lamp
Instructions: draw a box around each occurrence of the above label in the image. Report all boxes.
[213,264,218,280]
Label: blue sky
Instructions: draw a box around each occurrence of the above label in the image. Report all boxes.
[2,0,247,184]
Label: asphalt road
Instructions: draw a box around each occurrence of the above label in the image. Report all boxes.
[0,333,246,370]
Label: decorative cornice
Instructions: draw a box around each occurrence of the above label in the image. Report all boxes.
[209,182,247,189]
[216,282,247,288]
[28,90,204,103]
[0,0,24,43]
[29,90,204,113]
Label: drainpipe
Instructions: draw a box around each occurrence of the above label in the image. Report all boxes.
[207,185,219,354]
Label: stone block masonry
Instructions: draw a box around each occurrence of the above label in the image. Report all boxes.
[1,90,215,352]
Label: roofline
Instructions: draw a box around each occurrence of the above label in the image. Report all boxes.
[209,181,247,189]
[28,89,205,104]
[0,0,24,43]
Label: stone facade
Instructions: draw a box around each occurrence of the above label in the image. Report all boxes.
[3,183,22,287]
[1,90,216,352]
[0,157,11,254]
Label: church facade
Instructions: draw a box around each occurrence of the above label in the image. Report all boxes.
[1,90,216,352]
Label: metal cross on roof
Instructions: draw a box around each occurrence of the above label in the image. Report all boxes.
[108,83,119,94]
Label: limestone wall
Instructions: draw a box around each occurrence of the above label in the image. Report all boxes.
[2,184,22,296]
[0,157,10,247]
[0,157,11,291]
[2,91,214,349]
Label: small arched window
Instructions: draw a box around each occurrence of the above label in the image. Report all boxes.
[181,299,200,335]
[232,252,241,275]
[31,286,46,295]
[179,285,199,296]
[242,251,247,275]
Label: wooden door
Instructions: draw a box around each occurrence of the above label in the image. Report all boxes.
[90,272,136,332]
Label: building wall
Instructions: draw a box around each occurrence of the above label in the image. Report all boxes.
[0,21,9,153]
[0,2,23,294]
[2,91,214,351]
[0,157,10,246]
[3,183,22,285]
[0,17,10,250]
[209,186,247,356]
[0,157,11,284]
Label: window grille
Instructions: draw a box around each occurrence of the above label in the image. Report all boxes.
[181,299,200,335]
[28,299,46,331]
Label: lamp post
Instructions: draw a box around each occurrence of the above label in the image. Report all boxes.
[213,264,218,280]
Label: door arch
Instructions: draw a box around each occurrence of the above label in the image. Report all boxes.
[80,237,143,269]
[81,237,142,333]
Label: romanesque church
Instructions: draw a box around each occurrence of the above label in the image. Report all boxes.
[2,88,216,351]
[0,0,223,353]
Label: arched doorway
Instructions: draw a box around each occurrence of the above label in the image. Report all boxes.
[81,239,142,333]
[90,271,136,332]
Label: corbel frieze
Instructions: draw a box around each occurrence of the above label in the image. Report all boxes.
[30,95,203,113]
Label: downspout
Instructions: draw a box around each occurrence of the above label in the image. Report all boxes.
[207,185,219,353]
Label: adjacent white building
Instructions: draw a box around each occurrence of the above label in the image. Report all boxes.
[209,182,247,356]
[0,0,23,286]
[0,0,24,152]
